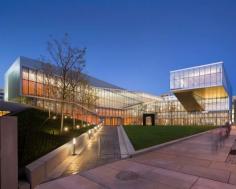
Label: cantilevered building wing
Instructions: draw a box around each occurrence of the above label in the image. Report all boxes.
[170,62,231,112]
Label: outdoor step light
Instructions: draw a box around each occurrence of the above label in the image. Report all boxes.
[72,138,76,155]
[88,129,92,139]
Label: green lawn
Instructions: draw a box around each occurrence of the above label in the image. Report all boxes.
[124,125,215,150]
[15,108,93,169]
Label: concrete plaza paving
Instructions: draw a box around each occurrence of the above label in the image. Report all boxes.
[37,128,236,189]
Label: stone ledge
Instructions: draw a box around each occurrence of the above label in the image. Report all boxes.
[117,126,135,158]
[25,126,101,189]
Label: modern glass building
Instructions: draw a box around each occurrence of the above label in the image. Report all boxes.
[5,57,232,126]
[169,62,232,126]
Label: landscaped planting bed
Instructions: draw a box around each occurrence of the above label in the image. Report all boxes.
[15,108,93,169]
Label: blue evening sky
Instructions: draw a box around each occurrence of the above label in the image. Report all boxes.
[1,0,236,95]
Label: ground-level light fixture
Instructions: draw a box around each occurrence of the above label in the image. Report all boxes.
[72,138,76,155]
[88,129,92,139]
[64,127,69,132]
[52,115,57,120]
[76,125,80,129]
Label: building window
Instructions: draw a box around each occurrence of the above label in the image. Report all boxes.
[37,71,43,83]
[22,80,29,95]
[22,67,29,80]
[36,83,43,96]
[29,81,35,95]
[29,69,36,81]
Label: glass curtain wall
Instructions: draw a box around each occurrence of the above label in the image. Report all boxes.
[21,66,99,125]
[20,63,231,126]
[123,94,230,126]
[170,63,223,91]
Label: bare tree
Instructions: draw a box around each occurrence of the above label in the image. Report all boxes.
[84,85,98,110]
[67,53,86,128]
[40,60,56,118]
[47,34,86,134]
[79,81,98,124]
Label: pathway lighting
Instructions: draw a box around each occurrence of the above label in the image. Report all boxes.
[64,127,68,132]
[88,129,92,139]
[72,138,76,155]
[52,115,57,120]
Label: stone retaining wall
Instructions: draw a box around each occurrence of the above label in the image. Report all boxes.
[25,126,101,189]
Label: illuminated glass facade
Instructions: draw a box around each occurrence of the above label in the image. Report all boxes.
[5,57,233,126]
[170,63,224,90]
[168,62,231,126]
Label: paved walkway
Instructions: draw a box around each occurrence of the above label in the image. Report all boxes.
[63,126,121,176]
[47,126,121,180]
[37,128,236,189]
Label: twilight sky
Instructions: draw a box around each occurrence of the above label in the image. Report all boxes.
[1,0,236,95]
